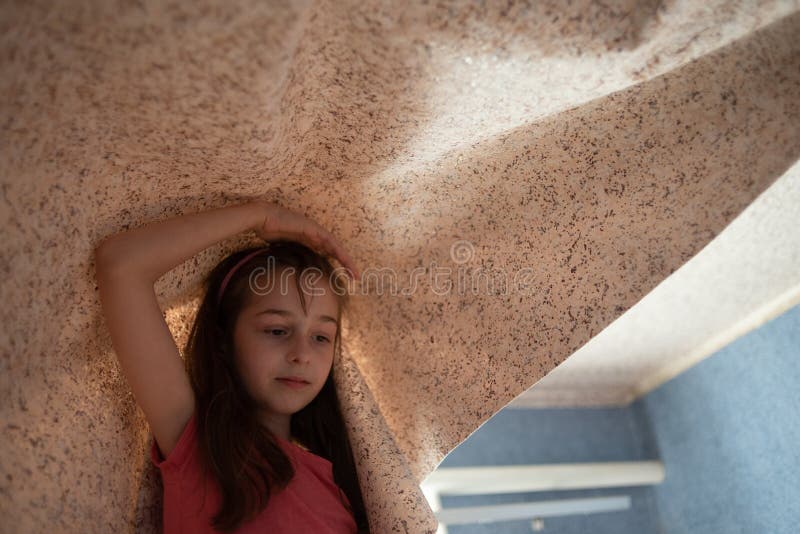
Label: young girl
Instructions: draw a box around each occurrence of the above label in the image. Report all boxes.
[95,200,368,533]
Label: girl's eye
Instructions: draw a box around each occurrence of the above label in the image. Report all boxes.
[266,328,287,336]
[265,329,330,344]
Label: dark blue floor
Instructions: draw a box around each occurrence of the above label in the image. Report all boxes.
[439,405,663,534]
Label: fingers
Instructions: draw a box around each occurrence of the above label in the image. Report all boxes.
[263,208,360,281]
[292,222,359,282]
[333,246,360,282]
[315,227,360,282]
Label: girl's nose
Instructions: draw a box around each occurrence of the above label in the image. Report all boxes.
[286,334,312,363]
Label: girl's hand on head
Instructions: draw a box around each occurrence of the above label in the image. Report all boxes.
[251,201,361,281]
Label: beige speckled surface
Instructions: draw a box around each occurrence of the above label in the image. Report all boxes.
[2,1,799,532]
[510,163,800,409]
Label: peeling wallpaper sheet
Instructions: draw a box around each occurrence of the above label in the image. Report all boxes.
[2,1,799,532]
[512,163,800,408]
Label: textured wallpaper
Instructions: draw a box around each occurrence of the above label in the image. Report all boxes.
[513,163,800,408]
[2,0,799,532]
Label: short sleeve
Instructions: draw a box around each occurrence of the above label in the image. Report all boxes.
[149,411,197,480]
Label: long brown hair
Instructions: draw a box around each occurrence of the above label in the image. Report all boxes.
[184,240,368,532]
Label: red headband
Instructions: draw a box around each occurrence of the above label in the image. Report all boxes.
[216,246,270,305]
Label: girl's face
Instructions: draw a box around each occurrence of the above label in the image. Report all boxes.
[231,267,340,436]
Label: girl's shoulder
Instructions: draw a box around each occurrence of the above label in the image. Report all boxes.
[289,437,310,452]
[274,432,309,452]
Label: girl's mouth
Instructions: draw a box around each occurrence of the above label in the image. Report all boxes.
[276,378,310,389]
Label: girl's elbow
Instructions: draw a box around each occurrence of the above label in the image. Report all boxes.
[94,237,125,275]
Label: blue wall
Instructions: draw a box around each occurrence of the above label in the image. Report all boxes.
[438,302,800,533]
[642,302,800,534]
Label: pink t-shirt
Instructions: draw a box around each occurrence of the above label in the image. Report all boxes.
[150,411,358,533]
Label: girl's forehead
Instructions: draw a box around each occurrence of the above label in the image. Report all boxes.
[245,276,339,316]
[272,266,333,289]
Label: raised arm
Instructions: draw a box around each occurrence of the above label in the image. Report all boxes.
[94,202,267,458]
[94,200,360,459]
